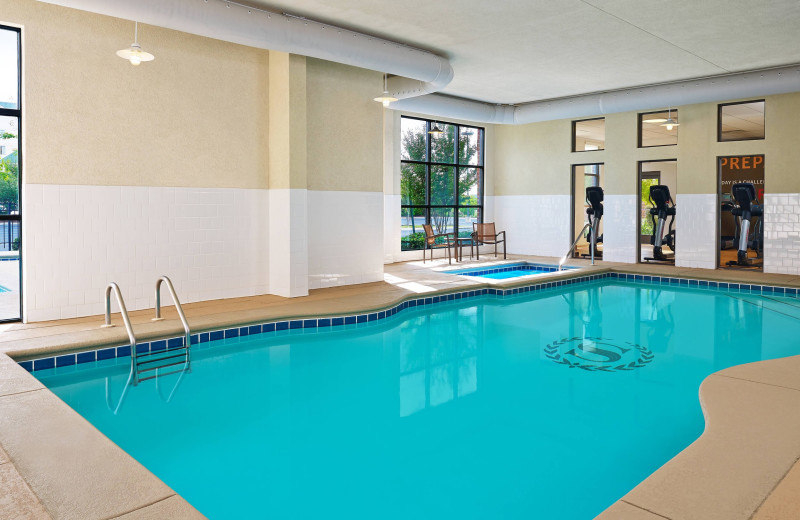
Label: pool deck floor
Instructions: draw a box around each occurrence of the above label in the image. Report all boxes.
[1,254,800,519]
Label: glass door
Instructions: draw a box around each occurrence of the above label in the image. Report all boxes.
[570,164,604,259]
[638,160,677,264]
[0,26,21,321]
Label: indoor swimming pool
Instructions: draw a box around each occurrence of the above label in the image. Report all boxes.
[30,277,800,519]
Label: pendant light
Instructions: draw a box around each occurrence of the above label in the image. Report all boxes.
[116,21,155,66]
[642,115,668,124]
[373,73,398,107]
[660,107,679,131]
[428,121,444,135]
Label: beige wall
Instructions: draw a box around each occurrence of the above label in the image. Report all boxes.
[3,0,270,189]
[268,52,306,190]
[494,119,575,196]
[306,59,383,192]
[495,92,799,197]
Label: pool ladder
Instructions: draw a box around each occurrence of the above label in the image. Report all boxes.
[103,276,192,386]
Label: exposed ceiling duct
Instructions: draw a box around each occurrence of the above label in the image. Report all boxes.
[392,64,800,124]
[38,0,800,125]
[36,0,453,100]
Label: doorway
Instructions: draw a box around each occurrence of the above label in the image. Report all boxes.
[570,164,604,259]
[718,155,764,270]
[638,160,677,263]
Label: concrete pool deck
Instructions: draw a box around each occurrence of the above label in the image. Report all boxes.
[1,255,800,519]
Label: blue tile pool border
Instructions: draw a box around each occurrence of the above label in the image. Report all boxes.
[449,262,576,277]
[18,271,800,374]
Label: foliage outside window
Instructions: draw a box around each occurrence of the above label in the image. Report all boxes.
[400,117,484,251]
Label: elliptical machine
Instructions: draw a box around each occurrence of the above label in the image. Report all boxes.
[582,186,603,258]
[644,185,676,263]
[726,182,763,267]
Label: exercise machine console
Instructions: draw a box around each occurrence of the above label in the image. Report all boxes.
[644,185,676,263]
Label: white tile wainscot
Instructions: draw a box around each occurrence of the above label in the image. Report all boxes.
[493,195,571,257]
[268,189,308,298]
[23,184,269,322]
[307,190,384,289]
[763,193,800,275]
[603,195,637,263]
[675,193,717,269]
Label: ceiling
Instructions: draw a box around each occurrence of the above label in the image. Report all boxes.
[246,0,800,104]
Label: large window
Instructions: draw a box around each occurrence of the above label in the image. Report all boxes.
[0,25,21,321]
[400,117,484,251]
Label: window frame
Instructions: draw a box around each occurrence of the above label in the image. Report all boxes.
[400,116,485,250]
[717,99,765,143]
[638,110,679,148]
[0,24,22,322]
[571,117,605,153]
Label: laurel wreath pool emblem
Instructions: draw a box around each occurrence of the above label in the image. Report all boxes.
[544,337,654,372]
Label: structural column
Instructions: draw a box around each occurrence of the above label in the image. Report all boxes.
[268,51,309,297]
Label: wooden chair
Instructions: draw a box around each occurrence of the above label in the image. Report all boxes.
[473,222,506,259]
[422,224,454,264]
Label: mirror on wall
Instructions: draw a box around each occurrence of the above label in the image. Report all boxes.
[570,164,604,259]
[638,160,677,264]
[719,155,764,270]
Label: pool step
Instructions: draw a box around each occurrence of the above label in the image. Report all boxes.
[103,276,193,386]
[730,294,800,321]
[136,346,191,383]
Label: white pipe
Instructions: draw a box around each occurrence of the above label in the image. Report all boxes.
[36,0,453,100]
[393,64,800,124]
[37,0,800,124]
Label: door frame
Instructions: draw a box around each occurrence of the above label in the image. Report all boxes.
[569,163,604,247]
[637,159,676,264]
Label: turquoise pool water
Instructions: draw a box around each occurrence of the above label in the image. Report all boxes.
[451,262,571,280]
[33,281,800,519]
[480,268,548,279]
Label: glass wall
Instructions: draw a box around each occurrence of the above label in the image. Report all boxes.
[400,117,484,250]
[718,155,764,270]
[0,26,21,321]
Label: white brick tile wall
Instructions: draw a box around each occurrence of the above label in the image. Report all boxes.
[23,184,269,322]
[763,193,800,275]
[675,194,717,269]
[493,194,571,257]
[308,191,384,289]
[603,195,637,263]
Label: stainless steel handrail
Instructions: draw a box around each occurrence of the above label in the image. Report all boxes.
[559,222,595,271]
[153,276,192,372]
[102,282,140,385]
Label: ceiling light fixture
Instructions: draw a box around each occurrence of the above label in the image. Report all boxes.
[373,73,398,107]
[660,107,679,131]
[116,21,155,66]
[642,115,668,123]
[428,122,444,135]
